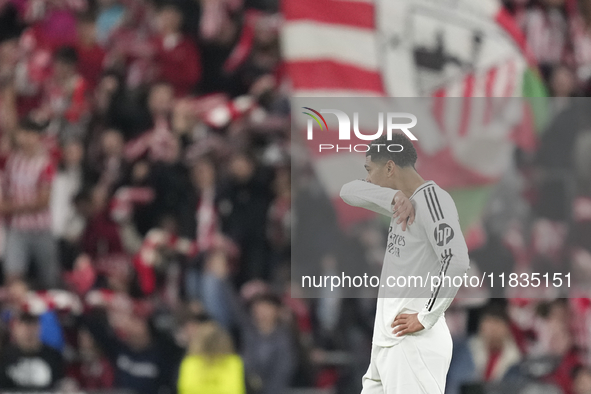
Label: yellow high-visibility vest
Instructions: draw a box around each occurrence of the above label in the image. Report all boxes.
[177,354,246,394]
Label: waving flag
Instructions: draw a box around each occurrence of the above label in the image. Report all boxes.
[283,0,546,96]
[283,0,547,234]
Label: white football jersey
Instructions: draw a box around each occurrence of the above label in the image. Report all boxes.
[340,180,470,347]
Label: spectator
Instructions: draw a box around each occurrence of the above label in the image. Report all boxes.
[1,117,58,288]
[545,323,581,394]
[197,4,264,96]
[88,128,129,191]
[90,70,125,130]
[191,155,220,252]
[467,304,522,382]
[219,152,273,283]
[145,137,193,237]
[0,311,64,391]
[125,82,177,164]
[242,293,295,394]
[194,250,238,329]
[177,316,246,394]
[179,252,289,388]
[534,300,582,394]
[67,328,114,390]
[81,308,182,394]
[0,279,65,352]
[75,185,124,261]
[104,0,158,90]
[184,156,223,302]
[39,46,89,132]
[153,2,201,97]
[75,13,106,91]
[521,0,569,73]
[132,214,197,296]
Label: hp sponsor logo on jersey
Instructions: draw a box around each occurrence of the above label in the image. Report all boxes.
[434,223,454,246]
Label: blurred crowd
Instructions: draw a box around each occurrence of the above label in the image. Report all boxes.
[1,0,591,393]
[0,0,295,392]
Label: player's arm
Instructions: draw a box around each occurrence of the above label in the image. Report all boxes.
[416,190,469,330]
[340,180,415,228]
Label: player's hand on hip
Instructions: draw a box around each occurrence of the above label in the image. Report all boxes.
[392,191,415,231]
[391,313,424,336]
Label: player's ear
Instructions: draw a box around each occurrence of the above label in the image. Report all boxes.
[386,160,396,177]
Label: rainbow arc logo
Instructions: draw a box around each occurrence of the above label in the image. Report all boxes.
[302,107,328,131]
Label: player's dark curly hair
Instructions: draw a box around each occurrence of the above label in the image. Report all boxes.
[366,134,418,168]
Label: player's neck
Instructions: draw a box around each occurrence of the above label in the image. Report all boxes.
[395,169,426,198]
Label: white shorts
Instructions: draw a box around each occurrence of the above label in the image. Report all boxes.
[361,318,453,394]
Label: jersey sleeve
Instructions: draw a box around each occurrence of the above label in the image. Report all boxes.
[339,180,398,217]
[416,186,470,330]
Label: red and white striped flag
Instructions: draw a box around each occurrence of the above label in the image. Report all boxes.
[283,0,544,228]
[283,0,536,96]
